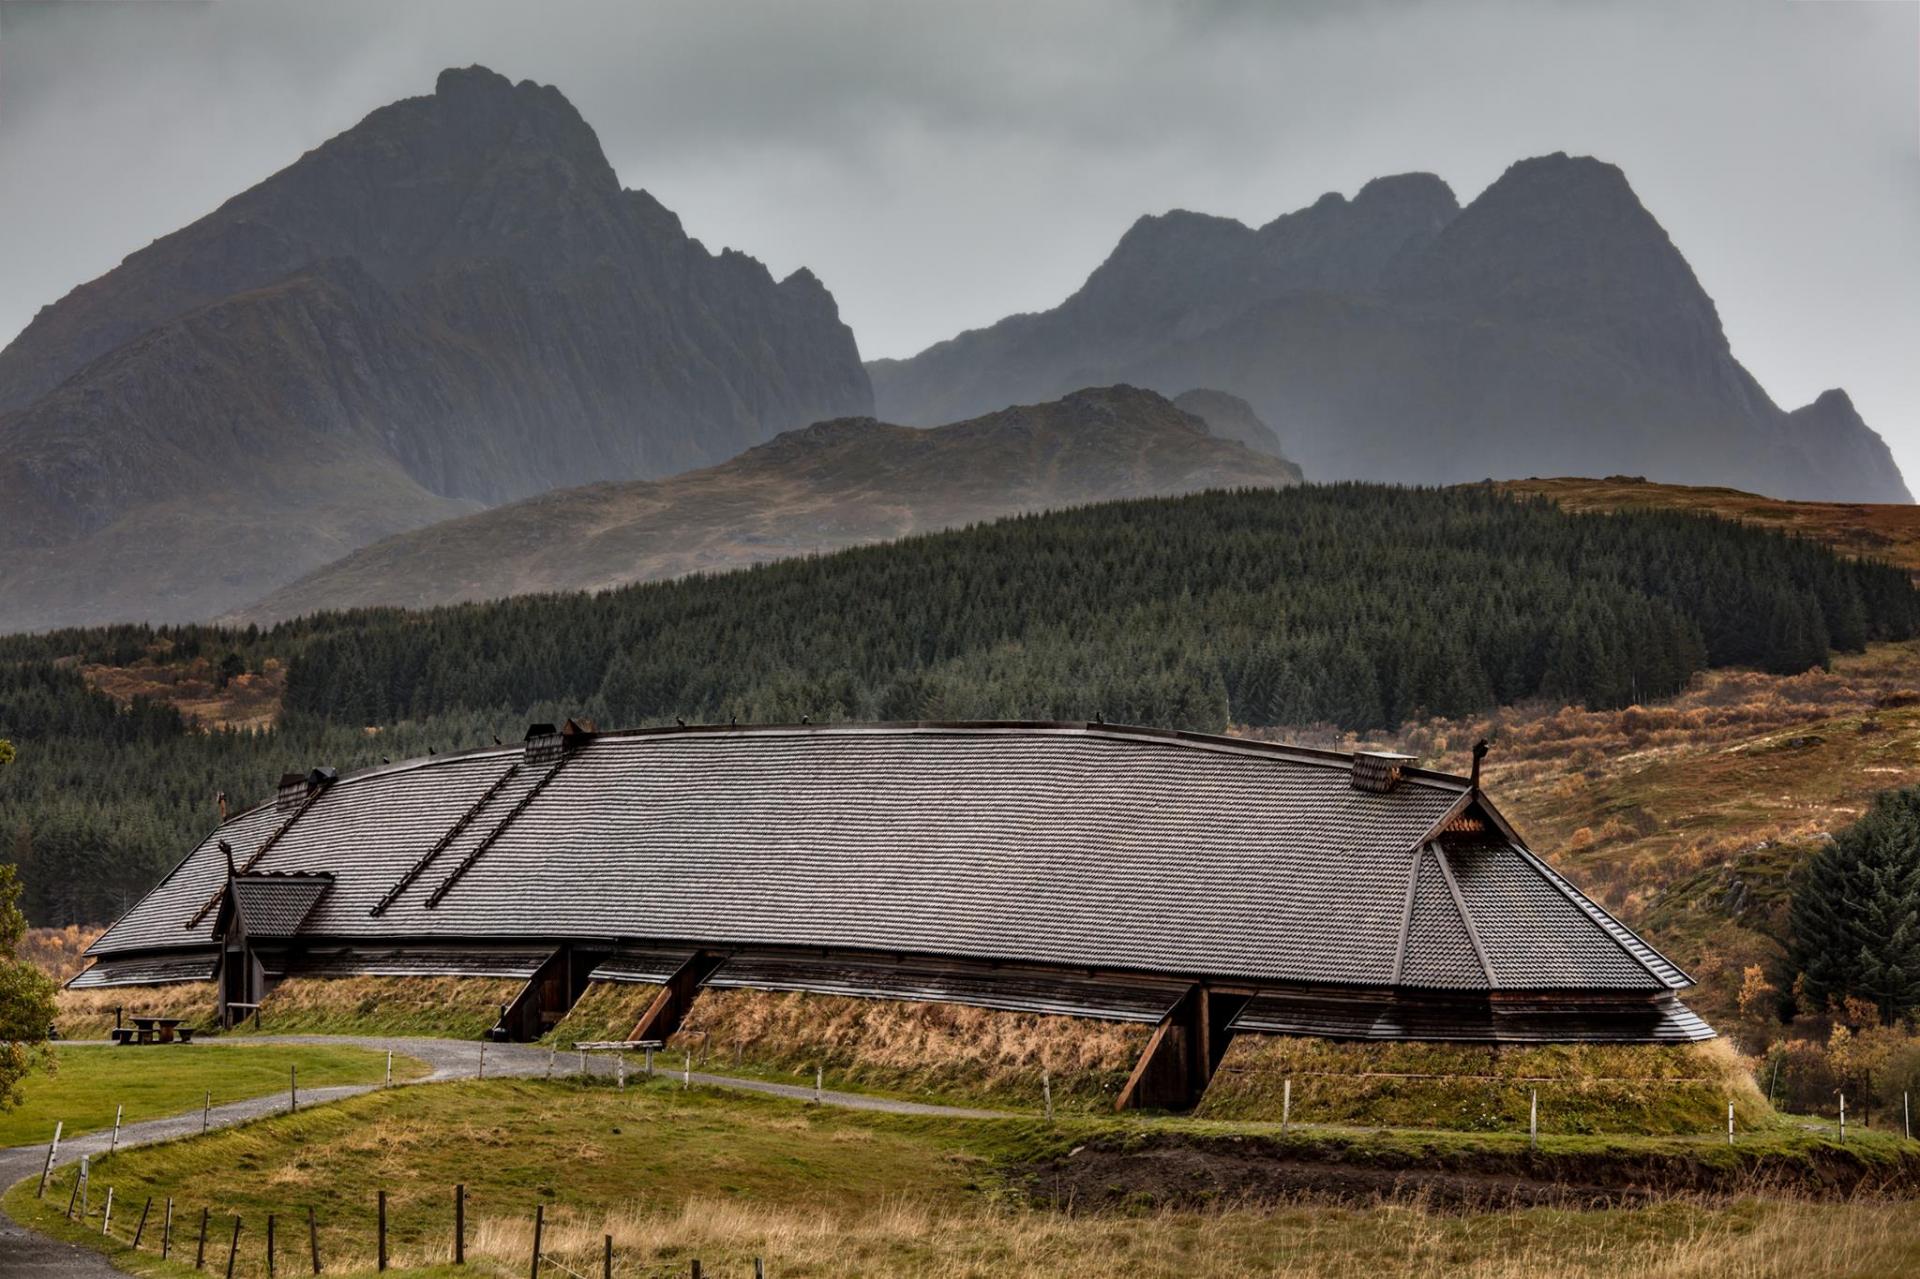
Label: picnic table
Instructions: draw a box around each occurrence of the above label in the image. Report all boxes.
[114,1016,190,1045]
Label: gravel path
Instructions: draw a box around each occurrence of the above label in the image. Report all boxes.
[0,1036,1007,1276]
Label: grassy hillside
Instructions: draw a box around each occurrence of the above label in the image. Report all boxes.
[232,386,1303,624]
[10,1075,1918,1278]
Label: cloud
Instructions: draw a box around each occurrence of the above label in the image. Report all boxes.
[2,0,1915,479]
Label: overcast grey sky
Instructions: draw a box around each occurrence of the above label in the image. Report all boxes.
[3,0,1917,482]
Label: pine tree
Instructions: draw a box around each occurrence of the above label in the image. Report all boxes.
[1791,786,1920,1024]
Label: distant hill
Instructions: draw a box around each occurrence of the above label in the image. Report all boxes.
[0,66,871,633]
[1499,476,1920,579]
[231,385,1304,624]
[870,155,1909,505]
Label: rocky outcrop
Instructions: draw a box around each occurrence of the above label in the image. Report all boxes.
[0,66,871,631]
[871,154,1908,504]
[231,385,1304,624]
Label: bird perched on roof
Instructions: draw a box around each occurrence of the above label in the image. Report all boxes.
[801,715,810,725]
[676,718,686,727]
[492,734,503,746]
[381,756,390,765]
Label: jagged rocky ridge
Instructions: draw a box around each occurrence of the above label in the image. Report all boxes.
[870,155,1908,504]
[232,385,1303,624]
[0,66,872,631]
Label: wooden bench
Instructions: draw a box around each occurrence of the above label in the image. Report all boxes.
[110,1027,135,1045]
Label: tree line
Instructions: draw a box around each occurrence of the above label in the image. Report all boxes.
[2,483,1914,924]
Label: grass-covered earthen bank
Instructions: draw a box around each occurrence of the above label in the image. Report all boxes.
[665,987,1150,1113]
[8,1074,1920,1278]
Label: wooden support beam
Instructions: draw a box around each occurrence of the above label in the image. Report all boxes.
[628,952,724,1044]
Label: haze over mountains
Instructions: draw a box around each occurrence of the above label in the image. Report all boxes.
[232,385,1302,624]
[0,66,869,632]
[871,157,1909,506]
[0,64,1908,635]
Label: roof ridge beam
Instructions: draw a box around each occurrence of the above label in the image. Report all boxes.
[1514,846,1693,988]
[1432,842,1498,989]
[1390,845,1425,986]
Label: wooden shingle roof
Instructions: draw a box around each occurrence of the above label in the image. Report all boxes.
[84,721,1691,999]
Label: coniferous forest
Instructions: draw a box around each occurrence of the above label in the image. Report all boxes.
[2,484,1915,924]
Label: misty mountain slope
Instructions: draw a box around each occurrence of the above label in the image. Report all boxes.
[0,65,871,631]
[870,154,1908,503]
[231,385,1304,624]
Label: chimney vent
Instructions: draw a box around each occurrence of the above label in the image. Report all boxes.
[1350,751,1416,794]
[276,768,338,812]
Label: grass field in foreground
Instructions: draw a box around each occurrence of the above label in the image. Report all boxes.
[0,1043,428,1148]
[10,1075,1919,1279]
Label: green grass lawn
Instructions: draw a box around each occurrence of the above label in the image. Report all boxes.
[9,1074,1919,1278]
[0,1043,428,1148]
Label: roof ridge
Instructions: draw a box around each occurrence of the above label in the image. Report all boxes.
[1515,847,1693,989]
[1433,843,1499,988]
[1390,845,1424,985]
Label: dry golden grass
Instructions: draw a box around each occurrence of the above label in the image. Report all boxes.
[1199,1036,1769,1134]
[668,988,1150,1110]
[454,1195,1920,1279]
[54,982,219,1039]
[231,975,525,1038]
[22,924,106,983]
[538,980,661,1045]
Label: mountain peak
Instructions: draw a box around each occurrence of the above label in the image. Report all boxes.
[1388,151,1727,376]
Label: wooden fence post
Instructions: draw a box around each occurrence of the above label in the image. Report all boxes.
[1840,1092,1848,1143]
[455,1184,465,1265]
[101,1186,115,1236]
[813,1065,822,1104]
[603,1234,612,1279]
[268,1213,276,1277]
[78,1156,89,1221]
[685,1051,693,1090]
[1043,1071,1053,1122]
[65,1165,81,1220]
[754,1258,765,1279]
[377,1190,388,1272]
[196,1206,210,1269]
[530,1204,544,1279]
[134,1196,152,1248]
[478,1039,487,1079]
[308,1205,322,1274]
[204,1092,212,1134]
[290,1066,298,1113]
[37,1120,62,1197]
[386,1051,393,1087]
[1906,1091,1912,1141]
[110,1104,123,1157]
[225,1216,242,1279]
[547,1049,556,1081]
[618,1052,626,1089]
[690,1261,701,1279]
[1282,1079,1291,1134]
[1529,1089,1539,1150]
[1728,1100,1735,1145]
[163,1198,174,1259]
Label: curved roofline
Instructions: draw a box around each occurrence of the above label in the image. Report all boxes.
[227,719,1473,826]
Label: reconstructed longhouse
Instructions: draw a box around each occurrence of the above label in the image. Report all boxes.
[75,721,1711,1108]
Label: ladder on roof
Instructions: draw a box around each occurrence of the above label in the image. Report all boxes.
[369,762,521,916]
[424,754,572,909]
[183,787,325,931]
